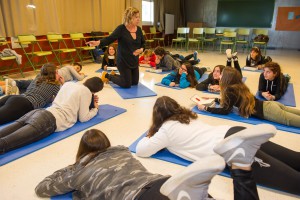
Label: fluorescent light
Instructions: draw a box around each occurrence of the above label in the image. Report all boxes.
[26,4,36,9]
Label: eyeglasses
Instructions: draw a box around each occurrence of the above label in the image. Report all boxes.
[180,67,187,72]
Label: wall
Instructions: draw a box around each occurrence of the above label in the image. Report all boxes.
[184,0,300,49]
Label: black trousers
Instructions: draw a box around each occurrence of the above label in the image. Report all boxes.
[172,54,199,66]
[226,60,243,76]
[226,126,300,196]
[0,95,33,125]
[111,66,139,88]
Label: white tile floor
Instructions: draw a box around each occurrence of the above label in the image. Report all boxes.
[0,48,300,200]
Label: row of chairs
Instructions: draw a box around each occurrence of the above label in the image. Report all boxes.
[143,26,165,48]
[171,27,269,55]
[0,33,96,78]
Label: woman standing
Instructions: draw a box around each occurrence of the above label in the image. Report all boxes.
[87,7,145,88]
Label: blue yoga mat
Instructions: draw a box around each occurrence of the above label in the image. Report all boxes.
[128,132,231,177]
[0,104,126,166]
[255,83,296,107]
[191,106,300,134]
[198,74,247,83]
[51,193,73,200]
[242,67,263,73]
[95,68,119,73]
[155,82,183,90]
[110,83,157,99]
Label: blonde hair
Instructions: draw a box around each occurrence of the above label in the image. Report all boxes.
[143,49,153,57]
[123,7,139,25]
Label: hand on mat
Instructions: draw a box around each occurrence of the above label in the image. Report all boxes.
[197,104,206,111]
[169,82,176,87]
[86,40,100,47]
[94,95,99,109]
[209,85,220,92]
[262,92,274,101]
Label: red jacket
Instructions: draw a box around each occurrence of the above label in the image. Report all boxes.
[139,54,156,67]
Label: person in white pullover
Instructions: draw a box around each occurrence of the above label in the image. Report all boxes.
[0,77,103,154]
[136,96,300,198]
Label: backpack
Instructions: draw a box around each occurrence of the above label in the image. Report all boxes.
[254,34,269,43]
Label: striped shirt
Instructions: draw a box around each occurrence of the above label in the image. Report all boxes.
[22,76,60,109]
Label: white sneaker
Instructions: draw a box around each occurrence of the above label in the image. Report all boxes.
[160,155,225,200]
[5,78,19,95]
[213,124,276,167]
[226,49,232,59]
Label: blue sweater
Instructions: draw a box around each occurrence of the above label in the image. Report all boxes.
[161,70,201,88]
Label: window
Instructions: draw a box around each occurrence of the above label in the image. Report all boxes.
[142,0,154,25]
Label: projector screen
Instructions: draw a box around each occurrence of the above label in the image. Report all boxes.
[165,13,174,35]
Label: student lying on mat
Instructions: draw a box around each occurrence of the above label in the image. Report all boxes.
[101,44,117,70]
[161,62,203,89]
[137,96,300,195]
[1,62,85,95]
[258,61,289,101]
[154,47,201,72]
[196,49,243,93]
[246,46,272,69]
[197,67,300,129]
[139,49,156,68]
[0,63,63,125]
[0,77,103,154]
[36,129,264,200]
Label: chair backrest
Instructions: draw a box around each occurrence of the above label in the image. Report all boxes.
[224,28,236,32]
[253,29,268,36]
[223,31,237,38]
[204,28,216,35]
[176,27,189,39]
[193,28,204,35]
[18,35,37,44]
[216,28,224,34]
[237,28,250,36]
[0,37,9,48]
[70,33,84,40]
[150,26,156,34]
[47,33,63,42]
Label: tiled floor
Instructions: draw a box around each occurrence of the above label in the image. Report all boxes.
[0,48,300,200]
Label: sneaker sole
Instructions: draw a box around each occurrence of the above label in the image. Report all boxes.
[214,124,276,155]
[160,155,225,197]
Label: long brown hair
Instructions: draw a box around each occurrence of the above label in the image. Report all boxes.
[148,96,198,137]
[36,63,59,85]
[264,62,287,96]
[180,62,198,87]
[103,44,117,65]
[75,129,111,166]
[220,68,256,118]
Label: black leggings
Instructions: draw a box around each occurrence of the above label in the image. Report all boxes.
[225,126,300,195]
[0,95,33,125]
[226,60,243,76]
[110,66,139,88]
[172,54,199,66]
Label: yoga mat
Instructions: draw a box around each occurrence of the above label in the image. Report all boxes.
[0,104,126,166]
[95,68,119,73]
[255,83,296,107]
[155,82,183,90]
[191,106,300,134]
[128,132,231,177]
[109,83,157,99]
[198,74,247,83]
[51,193,73,200]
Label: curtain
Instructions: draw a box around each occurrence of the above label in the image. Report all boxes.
[0,0,141,37]
[154,0,165,32]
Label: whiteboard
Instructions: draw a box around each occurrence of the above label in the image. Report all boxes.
[165,13,174,35]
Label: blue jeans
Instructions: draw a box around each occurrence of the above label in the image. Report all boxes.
[0,109,56,154]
